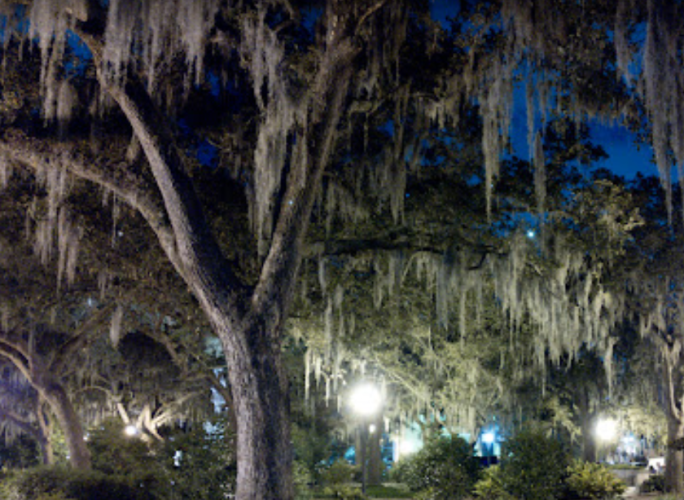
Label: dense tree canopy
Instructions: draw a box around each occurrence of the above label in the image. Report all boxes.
[0,1,683,498]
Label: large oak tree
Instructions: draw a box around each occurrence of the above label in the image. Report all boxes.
[0,1,681,498]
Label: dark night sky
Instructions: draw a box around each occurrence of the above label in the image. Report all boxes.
[429,0,658,181]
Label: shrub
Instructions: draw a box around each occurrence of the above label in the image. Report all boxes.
[157,417,236,500]
[365,484,413,498]
[294,459,315,499]
[0,466,156,500]
[498,426,570,500]
[317,460,365,499]
[473,465,515,500]
[564,460,626,500]
[87,419,154,477]
[319,484,367,499]
[320,459,359,486]
[393,435,480,500]
[34,494,75,500]
[640,474,665,493]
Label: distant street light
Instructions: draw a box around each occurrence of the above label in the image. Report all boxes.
[350,383,382,417]
[595,418,618,463]
[124,424,139,437]
[481,430,496,465]
[350,383,382,495]
[596,418,617,441]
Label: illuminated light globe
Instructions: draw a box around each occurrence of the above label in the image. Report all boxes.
[595,418,617,441]
[527,230,535,239]
[350,383,382,417]
[482,431,496,445]
[124,425,139,437]
[398,437,419,457]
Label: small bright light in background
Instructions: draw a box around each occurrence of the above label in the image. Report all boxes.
[349,383,382,417]
[527,230,536,239]
[595,418,617,441]
[369,424,377,434]
[620,433,637,455]
[124,425,139,437]
[482,431,496,445]
[397,437,419,457]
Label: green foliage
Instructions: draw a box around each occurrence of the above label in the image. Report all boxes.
[158,418,236,500]
[392,435,480,500]
[316,460,365,499]
[473,465,516,500]
[319,484,367,499]
[33,493,75,500]
[412,487,437,500]
[294,458,315,499]
[320,459,358,486]
[0,435,41,470]
[85,416,236,500]
[640,474,665,493]
[0,466,156,500]
[291,414,334,487]
[564,460,626,500]
[87,419,154,477]
[365,484,413,498]
[498,426,570,500]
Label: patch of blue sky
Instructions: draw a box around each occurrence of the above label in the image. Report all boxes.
[196,139,218,168]
[429,0,460,26]
[380,119,394,137]
[508,71,656,180]
[301,7,322,35]
[177,119,218,168]
[65,30,92,77]
[590,122,656,179]
[206,71,221,97]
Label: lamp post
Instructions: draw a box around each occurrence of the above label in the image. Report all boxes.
[350,383,382,495]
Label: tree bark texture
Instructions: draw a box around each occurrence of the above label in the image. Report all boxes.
[368,413,383,485]
[214,316,294,499]
[577,389,597,463]
[666,419,684,494]
[663,346,684,494]
[43,383,91,470]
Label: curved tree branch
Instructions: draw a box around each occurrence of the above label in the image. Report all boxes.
[0,129,182,271]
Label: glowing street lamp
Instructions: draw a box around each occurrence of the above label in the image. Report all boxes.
[482,431,496,445]
[595,418,618,463]
[595,418,617,442]
[350,383,382,495]
[124,424,139,437]
[481,430,496,465]
[350,383,382,417]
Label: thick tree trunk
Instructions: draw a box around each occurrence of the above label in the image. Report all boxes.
[662,346,684,494]
[216,317,293,499]
[40,436,54,466]
[577,386,597,462]
[44,384,91,469]
[368,413,383,485]
[38,402,54,465]
[666,418,684,494]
